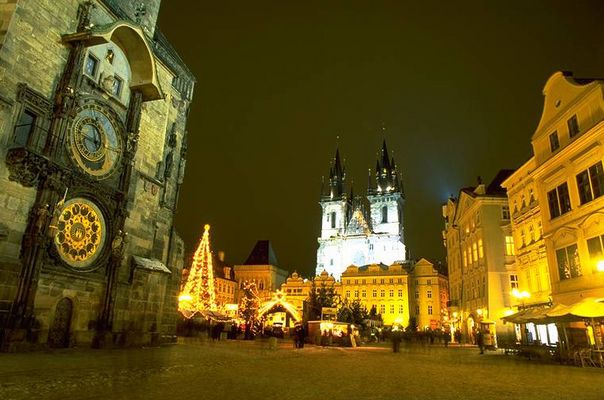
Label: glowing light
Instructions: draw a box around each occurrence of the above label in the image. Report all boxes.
[178,224,217,318]
[597,260,604,272]
[503,309,515,317]
[257,290,302,322]
[476,308,483,316]
[512,289,531,299]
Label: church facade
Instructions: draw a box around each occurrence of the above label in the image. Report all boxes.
[316,141,406,280]
[0,0,194,350]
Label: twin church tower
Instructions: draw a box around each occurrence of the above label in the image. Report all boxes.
[316,141,407,279]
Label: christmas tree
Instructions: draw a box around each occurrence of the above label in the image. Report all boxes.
[178,224,217,318]
[238,280,259,339]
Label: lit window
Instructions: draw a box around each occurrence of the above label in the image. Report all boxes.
[567,115,579,138]
[346,291,350,298]
[380,304,386,314]
[427,290,432,299]
[549,131,560,152]
[505,236,515,256]
[389,290,394,297]
[372,290,377,298]
[548,183,571,219]
[390,304,395,314]
[478,239,484,259]
[428,305,433,315]
[463,249,467,267]
[380,290,385,297]
[399,304,404,313]
[398,289,403,297]
[362,290,366,298]
[354,290,359,298]
[576,161,604,205]
[556,244,581,280]
[587,234,604,273]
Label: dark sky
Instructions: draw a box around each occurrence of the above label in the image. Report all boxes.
[158,1,604,277]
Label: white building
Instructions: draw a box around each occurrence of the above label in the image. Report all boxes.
[316,141,406,279]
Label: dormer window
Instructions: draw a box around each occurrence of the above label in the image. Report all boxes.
[549,131,560,152]
[567,114,579,138]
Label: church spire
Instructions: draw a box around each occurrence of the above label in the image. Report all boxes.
[369,139,402,196]
[323,147,346,200]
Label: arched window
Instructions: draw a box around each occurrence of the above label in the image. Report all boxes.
[381,206,388,223]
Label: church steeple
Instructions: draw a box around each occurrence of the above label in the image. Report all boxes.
[323,147,347,200]
[368,139,403,196]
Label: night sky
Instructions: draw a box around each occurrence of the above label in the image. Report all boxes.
[158,1,604,277]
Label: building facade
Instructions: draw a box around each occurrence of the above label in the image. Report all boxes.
[442,172,516,341]
[512,72,604,307]
[340,263,409,326]
[233,240,289,302]
[316,141,406,279]
[501,159,551,309]
[410,258,449,331]
[0,0,194,350]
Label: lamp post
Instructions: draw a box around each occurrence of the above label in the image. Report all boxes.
[512,289,531,310]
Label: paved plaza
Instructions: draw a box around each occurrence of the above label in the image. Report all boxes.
[1,340,603,400]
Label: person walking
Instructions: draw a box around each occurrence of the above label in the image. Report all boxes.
[391,327,402,353]
[443,329,451,348]
[476,329,485,354]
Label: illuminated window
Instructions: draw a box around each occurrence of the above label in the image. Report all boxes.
[549,131,560,152]
[587,234,604,273]
[505,236,515,256]
[354,290,359,298]
[463,249,467,267]
[346,290,350,298]
[389,290,394,297]
[478,239,484,258]
[556,244,581,280]
[576,161,604,205]
[472,243,478,261]
[362,290,366,298]
[548,183,571,219]
[567,114,579,138]
[380,304,386,314]
[380,290,385,297]
[428,305,433,315]
[427,290,432,299]
[398,289,403,297]
[390,304,395,314]
[372,290,377,298]
[399,304,404,313]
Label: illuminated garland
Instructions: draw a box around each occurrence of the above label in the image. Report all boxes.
[179,224,217,318]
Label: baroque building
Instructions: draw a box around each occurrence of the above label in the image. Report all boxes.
[0,0,194,350]
[316,141,406,279]
[409,258,449,331]
[505,72,604,308]
[442,171,516,341]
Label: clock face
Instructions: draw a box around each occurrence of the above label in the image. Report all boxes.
[54,198,106,269]
[69,102,123,179]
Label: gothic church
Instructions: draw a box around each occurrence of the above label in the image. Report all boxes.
[316,141,406,279]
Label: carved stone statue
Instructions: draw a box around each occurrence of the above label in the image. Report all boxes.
[111,230,128,259]
[34,204,50,235]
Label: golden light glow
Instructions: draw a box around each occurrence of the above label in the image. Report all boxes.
[512,289,531,299]
[178,224,217,318]
[597,260,604,272]
[257,290,302,322]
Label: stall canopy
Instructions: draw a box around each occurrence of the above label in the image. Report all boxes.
[502,298,604,324]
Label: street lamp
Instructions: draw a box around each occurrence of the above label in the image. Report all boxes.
[512,289,531,309]
[597,259,604,272]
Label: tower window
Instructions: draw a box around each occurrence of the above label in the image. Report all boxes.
[85,53,99,77]
[331,212,336,228]
[13,110,36,147]
[381,206,388,223]
[112,75,123,97]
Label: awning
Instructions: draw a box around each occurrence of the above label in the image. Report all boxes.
[132,256,171,274]
[501,298,604,324]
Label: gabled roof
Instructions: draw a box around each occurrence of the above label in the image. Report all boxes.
[243,240,280,266]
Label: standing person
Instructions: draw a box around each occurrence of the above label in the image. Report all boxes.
[454,330,462,345]
[443,329,451,348]
[476,329,485,354]
[391,327,402,353]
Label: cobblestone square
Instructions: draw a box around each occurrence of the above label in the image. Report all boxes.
[1,340,603,400]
